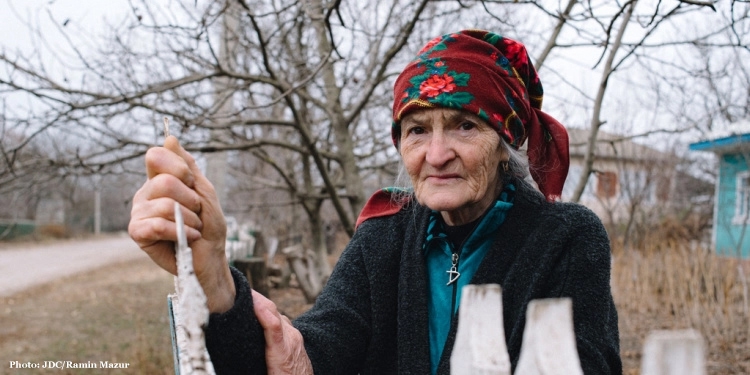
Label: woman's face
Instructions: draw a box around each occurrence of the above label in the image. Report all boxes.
[400,108,507,226]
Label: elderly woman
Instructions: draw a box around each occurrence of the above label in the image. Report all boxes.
[129,30,621,374]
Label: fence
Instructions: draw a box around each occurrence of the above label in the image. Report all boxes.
[168,203,215,375]
[0,219,36,240]
[452,284,706,375]
[225,217,275,297]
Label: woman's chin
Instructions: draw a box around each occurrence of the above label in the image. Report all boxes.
[417,191,471,213]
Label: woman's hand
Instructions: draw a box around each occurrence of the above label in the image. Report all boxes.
[253,290,314,374]
[128,136,235,313]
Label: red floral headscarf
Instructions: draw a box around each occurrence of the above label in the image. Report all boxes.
[392,30,569,202]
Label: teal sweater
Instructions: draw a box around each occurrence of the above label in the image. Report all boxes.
[424,183,515,374]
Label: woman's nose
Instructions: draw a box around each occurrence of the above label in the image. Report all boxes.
[425,133,455,167]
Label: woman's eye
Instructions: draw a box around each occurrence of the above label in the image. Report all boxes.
[408,127,425,135]
[459,121,476,131]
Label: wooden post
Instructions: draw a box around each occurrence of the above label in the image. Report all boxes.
[283,244,322,303]
[266,236,280,264]
[234,231,270,297]
[641,329,706,375]
[168,203,215,375]
[514,298,583,375]
[450,284,511,375]
[234,258,269,297]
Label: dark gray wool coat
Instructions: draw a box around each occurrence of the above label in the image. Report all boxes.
[205,179,622,375]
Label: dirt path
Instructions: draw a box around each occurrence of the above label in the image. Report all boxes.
[0,234,148,297]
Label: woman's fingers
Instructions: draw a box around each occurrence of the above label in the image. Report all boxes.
[164,136,198,174]
[128,215,188,243]
[129,143,204,277]
[162,136,225,242]
[137,171,201,214]
[129,209,202,244]
[146,197,203,231]
[129,175,203,246]
[145,140,196,189]
[252,291,313,375]
[129,188,201,278]
[129,135,235,313]
[253,290,286,343]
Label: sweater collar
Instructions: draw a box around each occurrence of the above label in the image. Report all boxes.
[422,181,516,255]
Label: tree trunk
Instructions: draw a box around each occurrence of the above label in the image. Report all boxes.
[534,0,578,71]
[571,1,638,203]
[308,0,366,227]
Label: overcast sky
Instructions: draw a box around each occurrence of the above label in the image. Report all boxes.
[1,0,131,53]
[2,0,740,148]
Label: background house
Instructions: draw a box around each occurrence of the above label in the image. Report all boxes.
[560,128,714,245]
[563,129,676,218]
[689,121,750,258]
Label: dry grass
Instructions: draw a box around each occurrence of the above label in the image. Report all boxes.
[613,237,750,374]
[0,254,312,375]
[0,257,175,374]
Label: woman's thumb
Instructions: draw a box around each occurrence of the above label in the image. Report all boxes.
[164,135,201,175]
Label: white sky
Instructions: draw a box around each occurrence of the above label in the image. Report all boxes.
[1,0,131,53]
[2,0,744,148]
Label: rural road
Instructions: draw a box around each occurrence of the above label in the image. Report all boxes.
[0,233,148,297]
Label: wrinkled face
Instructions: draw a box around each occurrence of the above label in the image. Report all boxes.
[400,108,507,226]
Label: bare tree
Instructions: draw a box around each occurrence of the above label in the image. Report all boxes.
[0,0,469,299]
[485,0,747,253]
[477,0,747,203]
[2,0,749,297]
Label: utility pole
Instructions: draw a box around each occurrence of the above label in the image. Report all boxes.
[205,1,239,207]
[94,189,101,235]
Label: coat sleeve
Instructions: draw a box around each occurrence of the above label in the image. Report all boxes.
[291,227,376,375]
[556,206,622,375]
[204,228,376,375]
[204,267,267,375]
